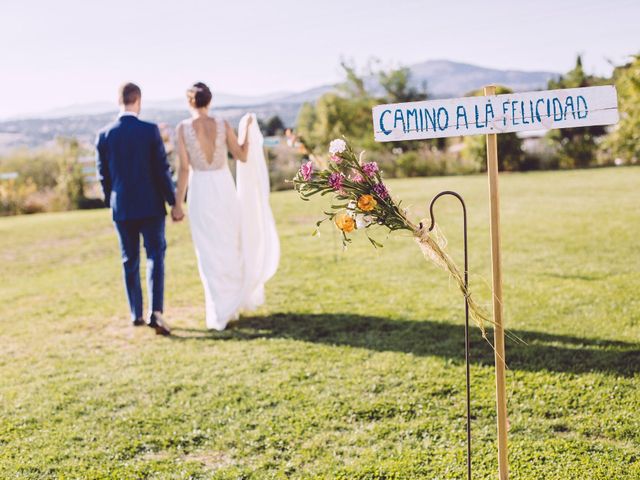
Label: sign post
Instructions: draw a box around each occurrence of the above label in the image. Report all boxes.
[372,84,619,479]
[483,84,508,480]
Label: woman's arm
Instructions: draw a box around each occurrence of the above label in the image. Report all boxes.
[225,117,252,162]
[172,123,190,221]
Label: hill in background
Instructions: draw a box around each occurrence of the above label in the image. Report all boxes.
[0,60,557,152]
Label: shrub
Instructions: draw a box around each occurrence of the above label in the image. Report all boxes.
[0,178,43,216]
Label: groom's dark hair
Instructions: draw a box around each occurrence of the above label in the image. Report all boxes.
[119,82,141,106]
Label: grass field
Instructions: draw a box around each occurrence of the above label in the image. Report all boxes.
[1,167,639,479]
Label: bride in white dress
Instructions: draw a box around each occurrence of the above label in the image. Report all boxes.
[171,82,279,330]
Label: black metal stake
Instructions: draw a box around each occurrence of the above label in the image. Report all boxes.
[426,191,471,480]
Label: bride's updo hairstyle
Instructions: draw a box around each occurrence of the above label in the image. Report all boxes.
[187,82,212,108]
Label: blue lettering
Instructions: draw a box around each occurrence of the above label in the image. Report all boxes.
[546,99,551,119]
[502,101,510,126]
[424,108,437,131]
[406,108,418,133]
[437,107,449,131]
[564,96,576,120]
[535,99,545,122]
[456,105,468,130]
[520,101,529,124]
[485,102,495,128]
[394,109,406,132]
[576,95,588,119]
[511,101,519,125]
[552,98,563,121]
[529,100,535,124]
[474,105,485,128]
[379,109,392,135]
[418,108,424,131]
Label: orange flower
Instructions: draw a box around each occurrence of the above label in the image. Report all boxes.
[335,213,355,233]
[357,194,377,212]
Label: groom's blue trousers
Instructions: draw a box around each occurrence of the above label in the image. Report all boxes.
[114,216,166,321]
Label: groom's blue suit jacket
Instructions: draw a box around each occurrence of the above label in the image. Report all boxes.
[96,115,176,221]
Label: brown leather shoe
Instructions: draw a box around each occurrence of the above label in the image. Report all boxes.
[148,311,171,336]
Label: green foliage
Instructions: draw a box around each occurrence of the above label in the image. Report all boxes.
[378,67,428,104]
[1,168,639,478]
[296,62,425,156]
[0,149,60,190]
[0,178,39,215]
[394,149,453,177]
[603,54,640,163]
[54,137,87,210]
[0,139,92,215]
[296,92,378,154]
[263,115,286,136]
[546,56,609,168]
[462,133,526,172]
[266,142,305,191]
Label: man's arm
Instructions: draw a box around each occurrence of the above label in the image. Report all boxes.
[95,132,111,207]
[151,125,176,207]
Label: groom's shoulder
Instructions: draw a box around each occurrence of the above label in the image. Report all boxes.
[137,119,160,133]
[96,119,121,143]
[98,119,120,135]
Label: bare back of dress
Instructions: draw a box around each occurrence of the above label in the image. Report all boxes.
[181,116,228,171]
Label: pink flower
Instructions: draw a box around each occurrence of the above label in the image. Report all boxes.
[373,183,389,199]
[362,162,379,177]
[299,161,313,181]
[351,173,364,183]
[331,154,342,164]
[328,172,345,191]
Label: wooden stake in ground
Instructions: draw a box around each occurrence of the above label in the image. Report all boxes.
[484,84,509,480]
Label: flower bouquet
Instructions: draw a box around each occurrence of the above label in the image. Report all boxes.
[293,138,490,337]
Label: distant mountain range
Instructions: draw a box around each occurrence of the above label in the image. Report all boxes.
[0,60,558,152]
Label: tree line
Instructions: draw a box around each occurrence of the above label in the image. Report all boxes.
[296,55,640,176]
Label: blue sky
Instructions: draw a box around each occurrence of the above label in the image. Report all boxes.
[0,0,638,118]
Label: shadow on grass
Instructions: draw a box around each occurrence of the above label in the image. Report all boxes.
[172,313,640,377]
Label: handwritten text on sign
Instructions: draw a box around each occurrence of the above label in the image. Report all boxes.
[372,85,618,142]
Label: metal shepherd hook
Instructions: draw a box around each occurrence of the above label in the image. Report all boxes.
[426,190,472,480]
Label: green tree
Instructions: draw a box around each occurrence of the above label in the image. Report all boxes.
[55,137,86,210]
[378,67,428,103]
[296,61,378,154]
[546,55,609,168]
[461,86,525,171]
[603,54,640,163]
[264,116,286,136]
[296,61,430,156]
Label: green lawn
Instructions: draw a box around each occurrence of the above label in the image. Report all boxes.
[1,167,639,479]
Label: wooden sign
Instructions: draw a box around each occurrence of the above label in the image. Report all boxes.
[371,84,619,480]
[372,85,618,142]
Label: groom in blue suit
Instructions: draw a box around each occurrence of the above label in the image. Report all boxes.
[96,83,176,335]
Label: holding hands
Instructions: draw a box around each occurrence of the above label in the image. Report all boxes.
[171,204,185,222]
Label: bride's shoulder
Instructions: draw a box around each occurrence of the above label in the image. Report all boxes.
[176,118,193,133]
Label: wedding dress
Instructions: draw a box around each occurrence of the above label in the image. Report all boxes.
[182,114,279,330]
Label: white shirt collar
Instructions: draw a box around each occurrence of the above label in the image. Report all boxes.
[119,110,138,118]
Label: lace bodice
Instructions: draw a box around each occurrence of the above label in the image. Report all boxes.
[180,116,228,171]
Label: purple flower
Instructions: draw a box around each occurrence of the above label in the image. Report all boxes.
[373,182,389,199]
[299,161,313,181]
[362,162,379,177]
[328,172,345,191]
[351,172,364,183]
